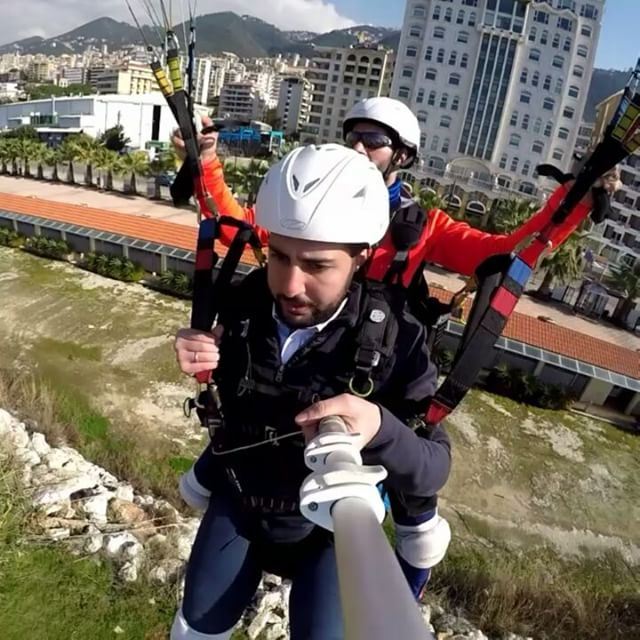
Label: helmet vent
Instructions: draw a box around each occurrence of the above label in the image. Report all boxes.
[303,178,320,193]
[292,174,300,191]
[353,187,367,199]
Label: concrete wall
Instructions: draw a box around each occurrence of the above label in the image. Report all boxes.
[579,378,614,405]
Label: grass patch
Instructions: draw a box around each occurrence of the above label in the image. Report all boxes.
[0,452,177,640]
[38,337,102,363]
[429,540,640,640]
[0,368,191,507]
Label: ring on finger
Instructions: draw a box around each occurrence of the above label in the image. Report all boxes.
[193,352,199,363]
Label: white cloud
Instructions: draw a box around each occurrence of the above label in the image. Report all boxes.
[0,0,356,46]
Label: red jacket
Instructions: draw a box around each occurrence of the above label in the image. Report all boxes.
[195,157,592,287]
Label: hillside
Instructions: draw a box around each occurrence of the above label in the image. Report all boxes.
[583,67,632,121]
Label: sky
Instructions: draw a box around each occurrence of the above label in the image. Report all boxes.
[1,0,638,71]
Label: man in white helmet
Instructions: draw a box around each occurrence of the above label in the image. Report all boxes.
[170,144,450,639]
[172,97,617,599]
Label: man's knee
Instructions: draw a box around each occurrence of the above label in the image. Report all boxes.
[170,607,233,640]
[395,511,451,569]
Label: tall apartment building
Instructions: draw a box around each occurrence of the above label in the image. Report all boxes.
[302,44,395,144]
[93,62,156,95]
[217,81,267,121]
[391,0,603,197]
[587,90,640,278]
[277,76,313,135]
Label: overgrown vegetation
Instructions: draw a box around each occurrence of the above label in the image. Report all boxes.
[485,363,574,410]
[0,451,176,640]
[428,541,640,640]
[157,269,193,297]
[0,227,24,248]
[23,235,71,260]
[83,252,145,283]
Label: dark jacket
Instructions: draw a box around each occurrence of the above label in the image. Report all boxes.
[211,268,451,540]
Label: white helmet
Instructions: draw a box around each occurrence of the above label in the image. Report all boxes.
[255,144,389,246]
[343,97,421,160]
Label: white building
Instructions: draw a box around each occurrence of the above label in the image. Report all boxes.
[391,0,603,199]
[0,93,176,150]
[302,44,395,144]
[218,82,267,121]
[0,82,20,101]
[277,76,313,135]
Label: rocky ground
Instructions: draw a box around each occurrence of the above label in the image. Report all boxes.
[0,406,534,640]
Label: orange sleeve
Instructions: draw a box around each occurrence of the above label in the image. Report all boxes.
[194,156,269,247]
[421,183,591,276]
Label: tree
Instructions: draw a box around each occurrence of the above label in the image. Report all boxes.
[537,232,587,296]
[484,198,538,233]
[24,83,94,101]
[609,261,640,325]
[1,125,39,141]
[63,133,101,185]
[240,159,269,206]
[417,188,447,212]
[98,125,131,153]
[94,147,121,191]
[118,151,150,195]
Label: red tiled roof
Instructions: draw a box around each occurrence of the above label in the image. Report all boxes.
[1,192,637,380]
[429,287,639,380]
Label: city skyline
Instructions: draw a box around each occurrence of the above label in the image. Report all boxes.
[0,1,636,71]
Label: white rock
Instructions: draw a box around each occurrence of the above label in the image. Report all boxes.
[42,499,71,517]
[30,432,51,457]
[123,541,144,562]
[256,591,284,615]
[21,466,32,487]
[265,622,287,640]
[0,408,17,434]
[115,484,134,503]
[46,527,71,541]
[247,609,273,640]
[15,447,41,467]
[264,574,282,588]
[33,475,100,506]
[104,532,139,558]
[84,532,103,554]
[9,427,30,449]
[81,494,110,524]
[175,534,194,562]
[119,561,138,583]
[44,449,73,470]
[134,494,154,508]
[148,559,183,585]
[420,603,432,625]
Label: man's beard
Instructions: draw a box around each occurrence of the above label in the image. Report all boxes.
[275,291,347,328]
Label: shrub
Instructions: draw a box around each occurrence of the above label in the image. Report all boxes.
[155,270,193,296]
[0,227,25,248]
[83,252,145,283]
[24,235,71,260]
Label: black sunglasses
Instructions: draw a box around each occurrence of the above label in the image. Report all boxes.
[345,130,394,150]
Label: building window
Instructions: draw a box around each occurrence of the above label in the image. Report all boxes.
[402,67,414,78]
[557,17,573,31]
[420,133,427,148]
[511,157,519,172]
[425,68,437,81]
[532,71,540,87]
[543,97,555,111]
[406,46,418,58]
[563,37,572,52]
[409,25,422,38]
[510,110,518,126]
[461,53,469,68]
[581,25,592,37]
[529,48,541,62]
[552,33,560,48]
[424,46,433,61]
[581,4,598,19]
[499,154,508,169]
[428,90,436,106]
[430,135,440,152]
[533,117,542,134]
[449,73,461,86]
[440,93,449,108]
[543,74,551,90]
[532,140,544,154]
[520,68,528,83]
[563,106,575,119]
[573,65,584,78]
[413,5,426,18]
[398,86,410,99]
[440,115,452,129]
[520,91,531,104]
[416,88,425,103]
[457,31,469,44]
[432,5,441,20]
[434,27,445,39]
[558,127,570,140]
[522,161,531,176]
[544,121,553,137]
[552,55,564,69]
[540,30,548,45]
[457,10,465,24]
[577,44,589,58]
[552,148,564,161]
[468,11,476,26]
[568,85,579,98]
[534,10,548,24]
[521,114,530,131]
[442,138,450,153]
[555,78,563,95]
[445,7,452,22]
[528,26,537,42]
[449,51,458,65]
[509,134,521,147]
[437,48,445,63]
[451,96,460,111]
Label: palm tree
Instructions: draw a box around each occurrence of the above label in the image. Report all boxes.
[94,148,121,191]
[537,232,587,296]
[0,139,14,175]
[57,137,81,184]
[609,261,640,326]
[240,159,269,206]
[65,134,101,186]
[15,138,44,178]
[223,160,244,194]
[118,151,150,195]
[484,198,538,233]
[417,188,447,212]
